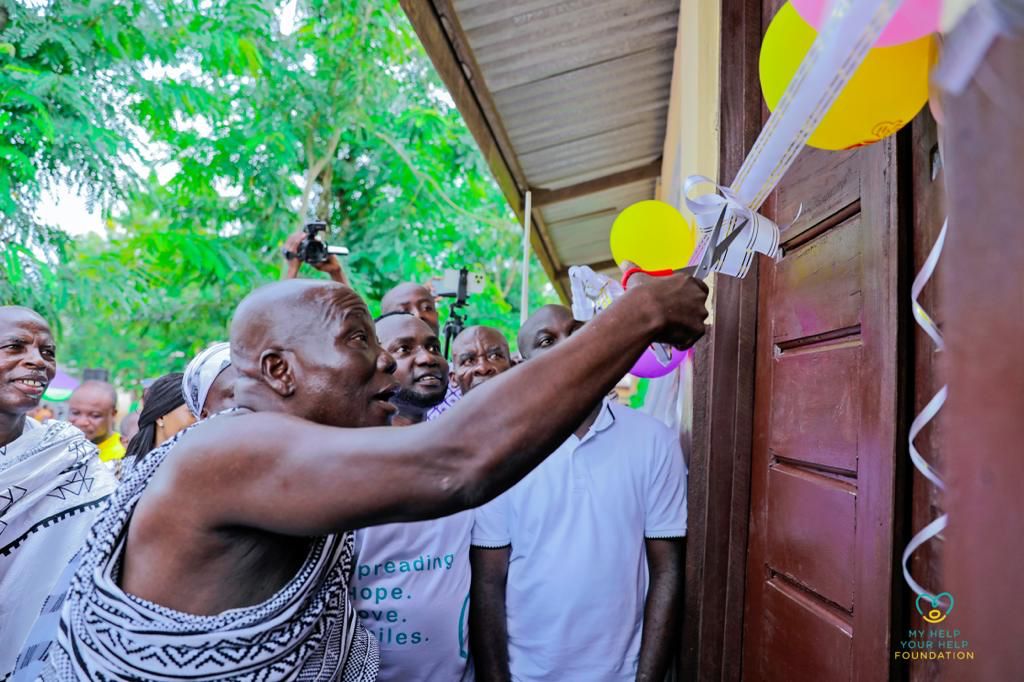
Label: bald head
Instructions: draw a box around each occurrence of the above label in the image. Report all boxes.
[380,282,438,333]
[69,380,118,444]
[73,381,117,406]
[375,312,434,348]
[228,280,398,428]
[518,305,581,360]
[0,305,48,328]
[0,306,56,423]
[231,279,357,365]
[449,325,512,394]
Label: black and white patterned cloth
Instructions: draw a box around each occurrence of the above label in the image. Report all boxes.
[41,411,379,681]
[0,419,115,681]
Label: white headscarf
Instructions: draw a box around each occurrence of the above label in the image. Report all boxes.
[181,342,231,417]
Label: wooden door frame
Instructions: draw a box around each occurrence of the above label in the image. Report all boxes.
[678,0,762,679]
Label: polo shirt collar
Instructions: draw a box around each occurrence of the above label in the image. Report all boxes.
[579,398,616,444]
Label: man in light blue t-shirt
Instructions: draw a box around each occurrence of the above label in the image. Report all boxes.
[470,305,687,682]
[351,312,473,682]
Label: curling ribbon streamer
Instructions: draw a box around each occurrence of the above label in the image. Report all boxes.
[901,218,948,598]
[685,0,906,277]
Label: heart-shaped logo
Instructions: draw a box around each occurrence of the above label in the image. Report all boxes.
[916,592,954,624]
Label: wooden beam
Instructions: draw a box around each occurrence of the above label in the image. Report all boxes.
[399,0,568,302]
[531,157,663,207]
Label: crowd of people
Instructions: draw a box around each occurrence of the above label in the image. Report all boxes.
[0,237,709,681]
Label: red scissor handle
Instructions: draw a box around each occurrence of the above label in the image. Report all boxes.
[621,267,674,289]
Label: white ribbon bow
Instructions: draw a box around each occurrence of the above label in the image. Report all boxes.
[683,175,781,278]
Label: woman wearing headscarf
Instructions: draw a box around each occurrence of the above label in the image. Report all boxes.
[182,341,235,419]
[119,372,194,478]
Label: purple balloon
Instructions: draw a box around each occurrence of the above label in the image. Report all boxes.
[630,346,688,379]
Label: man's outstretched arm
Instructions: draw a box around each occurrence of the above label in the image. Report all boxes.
[470,546,512,682]
[636,538,685,682]
[166,273,708,536]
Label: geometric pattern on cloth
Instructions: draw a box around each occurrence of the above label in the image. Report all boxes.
[43,410,379,681]
[0,486,28,517]
[0,419,116,682]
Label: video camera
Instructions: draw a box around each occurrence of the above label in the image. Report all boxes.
[282,222,349,265]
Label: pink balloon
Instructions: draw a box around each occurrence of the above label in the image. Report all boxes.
[630,346,688,379]
[791,0,940,47]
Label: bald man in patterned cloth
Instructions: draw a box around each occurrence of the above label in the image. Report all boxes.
[44,273,708,680]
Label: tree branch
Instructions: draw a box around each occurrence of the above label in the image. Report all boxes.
[370,128,511,231]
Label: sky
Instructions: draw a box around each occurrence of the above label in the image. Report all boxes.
[35,187,104,237]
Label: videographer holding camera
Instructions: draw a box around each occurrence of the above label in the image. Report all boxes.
[281,223,351,286]
[281,225,438,336]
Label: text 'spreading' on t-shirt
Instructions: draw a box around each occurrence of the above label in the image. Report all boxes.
[472,400,688,682]
[353,511,474,682]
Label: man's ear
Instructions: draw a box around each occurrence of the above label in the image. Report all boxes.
[449,369,458,389]
[260,349,296,397]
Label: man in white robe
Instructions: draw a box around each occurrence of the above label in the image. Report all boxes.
[0,306,115,680]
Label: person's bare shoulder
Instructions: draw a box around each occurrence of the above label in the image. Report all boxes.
[133,411,291,528]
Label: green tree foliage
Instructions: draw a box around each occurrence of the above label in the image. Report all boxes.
[1,0,556,385]
[0,0,146,324]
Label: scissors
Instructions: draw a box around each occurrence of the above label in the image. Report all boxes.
[619,205,749,287]
[692,205,748,279]
[617,206,748,364]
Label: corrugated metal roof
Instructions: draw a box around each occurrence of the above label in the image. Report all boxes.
[404,0,678,295]
[542,178,657,266]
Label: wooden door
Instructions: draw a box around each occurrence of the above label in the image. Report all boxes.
[740,4,903,679]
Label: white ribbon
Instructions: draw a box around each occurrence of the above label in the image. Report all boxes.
[682,0,907,278]
[912,220,947,352]
[902,219,948,599]
[683,175,781,277]
[902,514,949,598]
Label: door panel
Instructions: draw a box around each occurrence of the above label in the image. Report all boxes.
[769,341,862,472]
[765,463,857,609]
[761,577,853,682]
[775,146,864,242]
[772,216,863,342]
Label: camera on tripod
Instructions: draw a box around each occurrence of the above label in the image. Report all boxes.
[438,268,485,359]
[282,222,349,265]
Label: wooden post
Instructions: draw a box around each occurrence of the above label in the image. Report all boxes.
[520,190,532,324]
[938,30,1024,682]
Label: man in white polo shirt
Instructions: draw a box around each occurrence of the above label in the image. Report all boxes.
[351,312,473,681]
[470,304,687,681]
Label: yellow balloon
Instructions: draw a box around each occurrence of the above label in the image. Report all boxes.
[610,200,696,271]
[760,2,933,151]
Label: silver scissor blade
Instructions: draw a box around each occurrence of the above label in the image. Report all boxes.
[709,217,748,272]
[695,206,728,279]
